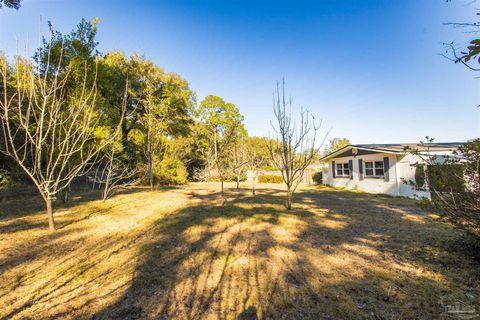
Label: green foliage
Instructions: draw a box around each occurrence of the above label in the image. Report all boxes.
[323,138,351,157]
[153,155,188,185]
[0,0,21,9]
[464,39,480,64]
[414,165,426,189]
[197,95,246,142]
[197,95,246,181]
[0,169,11,189]
[1,18,250,192]
[427,164,465,193]
[34,18,100,78]
[258,175,283,184]
[443,4,480,72]
[408,138,480,237]
[312,171,323,185]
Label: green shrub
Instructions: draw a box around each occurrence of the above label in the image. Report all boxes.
[0,169,11,190]
[154,156,188,185]
[258,174,283,183]
[427,164,465,193]
[414,165,426,189]
[312,171,323,185]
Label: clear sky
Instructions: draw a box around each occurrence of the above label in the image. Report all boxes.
[1,0,479,143]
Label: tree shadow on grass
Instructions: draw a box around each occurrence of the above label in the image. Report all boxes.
[0,187,147,233]
[91,186,480,319]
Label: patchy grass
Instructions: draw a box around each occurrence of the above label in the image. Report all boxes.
[0,183,479,319]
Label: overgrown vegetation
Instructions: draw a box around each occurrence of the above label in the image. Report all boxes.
[312,171,323,185]
[407,138,480,237]
[258,174,283,183]
[0,19,282,229]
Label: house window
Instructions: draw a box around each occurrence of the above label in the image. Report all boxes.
[336,163,350,177]
[364,161,384,177]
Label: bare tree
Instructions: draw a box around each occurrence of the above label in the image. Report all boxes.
[268,80,327,210]
[231,136,249,189]
[0,46,123,230]
[247,148,267,196]
[102,148,139,201]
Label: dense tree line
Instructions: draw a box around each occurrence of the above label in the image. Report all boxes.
[0,19,277,229]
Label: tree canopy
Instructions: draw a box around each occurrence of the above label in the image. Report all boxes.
[0,0,21,9]
[323,138,351,156]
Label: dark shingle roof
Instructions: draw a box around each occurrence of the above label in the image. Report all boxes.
[352,142,464,153]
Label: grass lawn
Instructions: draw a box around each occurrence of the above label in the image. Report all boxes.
[0,182,479,319]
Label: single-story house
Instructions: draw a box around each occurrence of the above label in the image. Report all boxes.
[320,142,464,198]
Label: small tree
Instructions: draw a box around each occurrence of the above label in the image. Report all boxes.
[231,135,249,189]
[246,138,268,196]
[0,47,123,230]
[102,147,139,201]
[198,95,245,196]
[268,80,327,209]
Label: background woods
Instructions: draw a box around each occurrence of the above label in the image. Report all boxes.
[0,19,291,229]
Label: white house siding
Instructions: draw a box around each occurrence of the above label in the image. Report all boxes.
[324,153,400,196]
[321,143,462,199]
[396,154,431,199]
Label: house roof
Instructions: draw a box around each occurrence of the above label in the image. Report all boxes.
[320,142,464,161]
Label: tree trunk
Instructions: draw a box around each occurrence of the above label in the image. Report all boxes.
[286,188,293,210]
[61,184,71,204]
[148,157,154,190]
[236,175,240,189]
[147,122,154,190]
[148,135,154,190]
[252,181,256,196]
[221,177,224,196]
[46,197,55,231]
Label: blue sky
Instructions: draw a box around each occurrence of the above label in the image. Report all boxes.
[1,0,479,143]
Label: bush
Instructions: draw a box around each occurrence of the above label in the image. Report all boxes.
[414,165,426,189]
[427,164,465,193]
[409,139,480,237]
[258,174,283,183]
[0,169,11,190]
[154,155,188,185]
[312,171,323,185]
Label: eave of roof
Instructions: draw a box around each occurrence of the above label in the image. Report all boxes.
[320,145,400,161]
[320,142,464,161]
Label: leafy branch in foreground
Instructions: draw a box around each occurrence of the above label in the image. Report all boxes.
[443,3,480,72]
[0,0,21,10]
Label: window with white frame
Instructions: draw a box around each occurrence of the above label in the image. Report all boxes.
[336,163,350,177]
[364,161,384,177]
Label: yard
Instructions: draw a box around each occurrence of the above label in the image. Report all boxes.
[0,182,479,319]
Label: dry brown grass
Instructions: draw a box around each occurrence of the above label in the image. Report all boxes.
[0,182,479,319]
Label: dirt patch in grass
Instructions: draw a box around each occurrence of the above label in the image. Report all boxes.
[0,183,479,319]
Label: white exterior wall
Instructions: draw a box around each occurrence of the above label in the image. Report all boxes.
[323,152,438,198]
[324,153,400,196]
[395,154,431,199]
